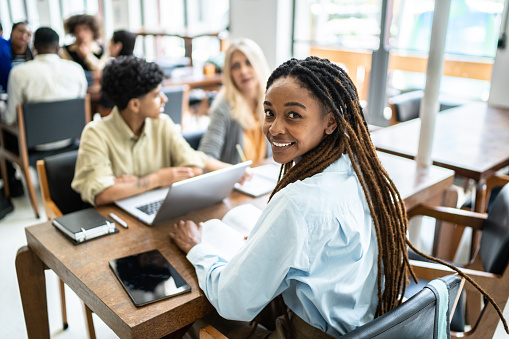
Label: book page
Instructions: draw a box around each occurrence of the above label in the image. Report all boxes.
[221,203,262,237]
[201,219,246,261]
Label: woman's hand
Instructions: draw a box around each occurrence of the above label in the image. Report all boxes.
[77,42,92,59]
[238,167,253,185]
[169,220,202,254]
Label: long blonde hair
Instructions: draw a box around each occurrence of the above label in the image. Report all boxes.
[218,38,270,129]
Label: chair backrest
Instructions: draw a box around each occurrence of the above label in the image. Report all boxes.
[341,275,462,338]
[182,129,205,150]
[480,183,509,274]
[162,85,189,126]
[43,150,91,215]
[388,91,461,125]
[389,90,424,125]
[20,97,88,148]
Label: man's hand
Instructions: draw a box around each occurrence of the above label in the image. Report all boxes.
[169,220,202,254]
[154,167,203,187]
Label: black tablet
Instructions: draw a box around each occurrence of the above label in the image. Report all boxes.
[109,249,191,306]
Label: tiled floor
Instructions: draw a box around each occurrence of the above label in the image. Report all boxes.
[1,182,508,338]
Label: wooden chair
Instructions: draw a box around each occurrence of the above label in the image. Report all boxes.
[0,95,91,218]
[37,151,95,339]
[199,275,463,339]
[162,84,190,128]
[407,180,509,338]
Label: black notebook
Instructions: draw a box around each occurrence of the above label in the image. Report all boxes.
[52,208,118,244]
[109,249,192,306]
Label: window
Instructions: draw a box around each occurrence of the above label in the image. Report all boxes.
[293,0,506,116]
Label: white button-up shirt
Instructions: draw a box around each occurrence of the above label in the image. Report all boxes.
[4,53,87,125]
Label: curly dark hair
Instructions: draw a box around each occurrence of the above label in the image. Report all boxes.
[101,56,164,110]
[64,14,100,40]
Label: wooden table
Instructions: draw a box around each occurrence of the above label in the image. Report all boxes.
[371,101,509,212]
[16,153,454,339]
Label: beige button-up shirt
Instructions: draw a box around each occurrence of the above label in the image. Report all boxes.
[72,107,208,205]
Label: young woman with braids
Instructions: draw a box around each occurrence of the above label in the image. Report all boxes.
[170,56,508,338]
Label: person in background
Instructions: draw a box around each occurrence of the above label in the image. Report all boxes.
[0,21,34,197]
[108,30,136,58]
[98,30,137,111]
[61,14,105,74]
[198,38,271,164]
[72,56,232,206]
[4,27,87,127]
[0,21,33,92]
[0,22,15,219]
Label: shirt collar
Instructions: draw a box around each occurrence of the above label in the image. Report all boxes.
[34,53,60,62]
[323,155,354,174]
[107,106,152,140]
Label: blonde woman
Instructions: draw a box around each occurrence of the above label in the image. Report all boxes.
[198,38,271,164]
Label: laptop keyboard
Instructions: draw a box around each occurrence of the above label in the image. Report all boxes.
[136,199,163,215]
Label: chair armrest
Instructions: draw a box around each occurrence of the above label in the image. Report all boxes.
[486,174,509,192]
[410,260,499,282]
[199,325,228,339]
[484,174,509,211]
[407,204,487,231]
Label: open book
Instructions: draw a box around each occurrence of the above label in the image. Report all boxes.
[201,203,262,260]
[234,163,280,197]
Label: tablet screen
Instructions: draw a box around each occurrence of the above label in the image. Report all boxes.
[109,249,191,306]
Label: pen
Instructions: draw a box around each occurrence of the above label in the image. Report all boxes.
[236,143,247,162]
[109,213,129,229]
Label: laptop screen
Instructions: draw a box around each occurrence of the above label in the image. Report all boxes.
[115,161,252,225]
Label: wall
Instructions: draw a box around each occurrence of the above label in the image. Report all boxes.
[488,0,509,108]
[229,0,293,70]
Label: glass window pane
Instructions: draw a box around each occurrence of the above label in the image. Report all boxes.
[388,0,504,102]
[294,0,383,50]
[389,0,504,58]
[186,0,229,36]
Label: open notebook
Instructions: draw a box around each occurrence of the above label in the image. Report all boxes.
[234,163,280,197]
[201,203,262,260]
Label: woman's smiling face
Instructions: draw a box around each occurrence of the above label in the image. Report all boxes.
[263,76,337,164]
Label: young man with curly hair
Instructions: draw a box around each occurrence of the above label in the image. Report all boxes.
[72,56,231,206]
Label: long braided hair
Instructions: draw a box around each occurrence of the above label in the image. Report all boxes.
[263,57,508,333]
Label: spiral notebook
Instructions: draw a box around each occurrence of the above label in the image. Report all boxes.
[52,208,118,244]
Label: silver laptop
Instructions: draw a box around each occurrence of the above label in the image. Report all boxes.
[115,161,252,225]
